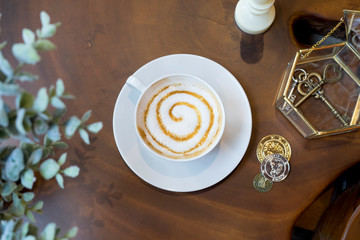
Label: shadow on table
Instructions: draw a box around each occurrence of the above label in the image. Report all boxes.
[292,161,360,240]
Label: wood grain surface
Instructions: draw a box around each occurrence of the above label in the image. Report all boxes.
[1,0,360,239]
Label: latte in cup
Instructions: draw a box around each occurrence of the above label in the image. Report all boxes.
[135,75,225,160]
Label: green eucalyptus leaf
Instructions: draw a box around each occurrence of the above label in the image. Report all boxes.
[25,236,36,240]
[21,222,30,240]
[17,91,35,109]
[86,122,103,133]
[22,28,35,45]
[21,169,36,189]
[12,43,41,65]
[39,222,56,240]
[36,29,41,39]
[22,192,35,202]
[52,108,66,122]
[19,143,32,160]
[24,113,33,130]
[3,148,24,182]
[0,81,20,95]
[43,147,54,159]
[47,125,60,142]
[56,79,65,96]
[48,85,55,97]
[3,194,12,203]
[32,200,44,212]
[65,116,81,138]
[40,11,51,25]
[34,39,56,51]
[61,93,75,99]
[19,135,35,144]
[28,148,43,165]
[0,73,7,83]
[0,41,7,51]
[51,96,65,109]
[81,110,91,123]
[79,128,90,144]
[15,108,27,135]
[32,133,41,143]
[57,152,67,166]
[20,220,34,238]
[9,193,25,217]
[44,135,52,147]
[0,146,16,160]
[63,166,79,178]
[34,117,49,135]
[1,181,17,197]
[0,128,9,140]
[64,227,78,238]
[15,72,39,82]
[39,158,60,180]
[38,112,50,121]
[33,87,49,113]
[39,24,58,39]
[0,52,13,77]
[20,141,35,154]
[25,209,36,223]
[51,141,68,149]
[1,219,16,240]
[55,173,64,189]
[0,98,9,127]
[23,223,35,239]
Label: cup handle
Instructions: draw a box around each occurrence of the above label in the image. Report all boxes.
[126,75,147,93]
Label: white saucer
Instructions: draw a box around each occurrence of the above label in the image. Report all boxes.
[113,54,252,192]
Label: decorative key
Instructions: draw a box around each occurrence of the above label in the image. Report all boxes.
[314,88,349,126]
[295,63,342,107]
[296,63,349,126]
[289,69,307,103]
[282,68,307,110]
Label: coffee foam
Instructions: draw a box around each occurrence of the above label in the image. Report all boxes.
[136,75,223,159]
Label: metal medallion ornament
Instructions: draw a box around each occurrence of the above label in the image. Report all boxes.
[256,134,291,163]
[261,154,290,182]
[253,173,273,192]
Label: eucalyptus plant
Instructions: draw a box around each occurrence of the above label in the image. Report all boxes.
[0,11,102,239]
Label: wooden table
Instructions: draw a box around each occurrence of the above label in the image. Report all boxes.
[1,0,360,239]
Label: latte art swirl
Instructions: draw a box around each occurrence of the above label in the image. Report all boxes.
[137,76,224,160]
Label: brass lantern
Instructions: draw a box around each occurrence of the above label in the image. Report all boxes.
[276,9,360,139]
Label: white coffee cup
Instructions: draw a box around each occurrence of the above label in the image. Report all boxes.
[127,74,225,161]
